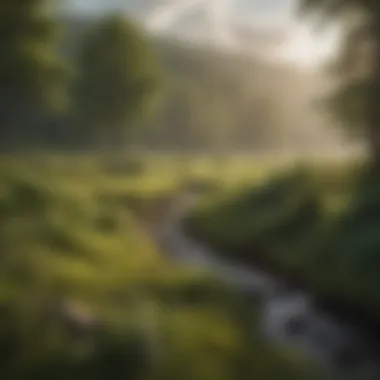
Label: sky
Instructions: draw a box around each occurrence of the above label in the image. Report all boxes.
[64,0,341,68]
[65,0,297,22]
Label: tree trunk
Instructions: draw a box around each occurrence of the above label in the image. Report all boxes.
[368,70,380,165]
[368,15,380,166]
[368,123,380,165]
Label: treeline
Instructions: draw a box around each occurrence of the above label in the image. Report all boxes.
[61,15,315,152]
[1,1,327,152]
[1,2,160,151]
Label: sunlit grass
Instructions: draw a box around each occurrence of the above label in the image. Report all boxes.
[0,153,328,379]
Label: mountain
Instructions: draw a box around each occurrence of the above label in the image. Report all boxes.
[62,1,291,53]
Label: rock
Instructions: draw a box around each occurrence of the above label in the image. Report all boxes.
[284,315,309,336]
[332,343,362,369]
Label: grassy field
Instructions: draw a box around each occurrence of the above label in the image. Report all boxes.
[185,157,380,324]
[0,153,327,380]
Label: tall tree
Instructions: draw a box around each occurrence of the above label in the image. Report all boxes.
[75,15,161,148]
[300,0,380,163]
[0,0,69,147]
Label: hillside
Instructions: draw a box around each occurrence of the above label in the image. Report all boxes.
[61,15,339,152]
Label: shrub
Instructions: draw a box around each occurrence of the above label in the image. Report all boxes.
[0,159,326,380]
[103,156,146,176]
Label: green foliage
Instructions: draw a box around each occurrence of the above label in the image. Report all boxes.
[74,15,161,145]
[102,155,147,176]
[300,0,373,16]
[2,9,318,151]
[0,0,69,146]
[322,79,369,133]
[300,0,380,160]
[0,156,325,380]
[186,168,324,267]
[310,167,380,314]
[186,159,380,319]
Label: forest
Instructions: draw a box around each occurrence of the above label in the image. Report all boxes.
[1,1,380,380]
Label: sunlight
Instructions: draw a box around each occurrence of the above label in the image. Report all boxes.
[276,22,341,68]
[144,0,340,68]
[146,0,204,31]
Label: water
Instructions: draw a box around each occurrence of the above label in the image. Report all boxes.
[152,193,380,380]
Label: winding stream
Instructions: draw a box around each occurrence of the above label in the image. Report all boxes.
[151,193,380,380]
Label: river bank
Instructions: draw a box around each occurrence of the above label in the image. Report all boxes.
[186,225,380,357]
[147,193,380,379]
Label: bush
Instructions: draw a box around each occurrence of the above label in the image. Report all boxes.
[181,176,221,195]
[186,168,322,256]
[309,169,380,315]
[186,161,380,322]
[103,156,146,176]
[0,158,326,380]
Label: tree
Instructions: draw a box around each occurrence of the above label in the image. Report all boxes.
[300,0,380,164]
[0,0,69,147]
[75,15,161,148]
